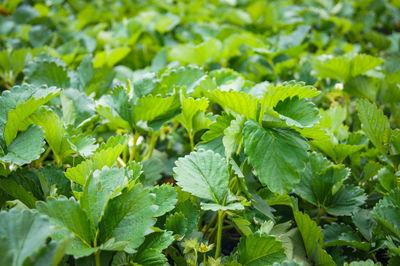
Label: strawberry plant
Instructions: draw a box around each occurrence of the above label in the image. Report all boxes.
[1,0,400,265]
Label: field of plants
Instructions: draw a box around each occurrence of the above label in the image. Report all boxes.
[1,0,400,265]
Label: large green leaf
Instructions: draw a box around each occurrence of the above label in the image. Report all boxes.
[0,125,45,166]
[237,233,286,266]
[37,197,96,247]
[294,153,366,216]
[208,90,258,119]
[1,85,59,146]
[173,150,229,204]
[356,99,391,153]
[80,167,126,226]
[0,209,55,266]
[23,54,71,88]
[274,96,320,128]
[373,188,400,240]
[293,211,335,266]
[97,184,156,252]
[243,120,309,194]
[25,107,73,162]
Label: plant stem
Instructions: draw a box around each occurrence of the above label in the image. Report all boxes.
[129,132,139,162]
[215,210,224,259]
[189,132,195,151]
[95,251,101,266]
[203,253,207,266]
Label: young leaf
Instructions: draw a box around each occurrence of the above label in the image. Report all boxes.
[356,99,390,153]
[152,184,178,217]
[37,197,96,247]
[243,120,309,194]
[80,167,126,226]
[173,150,229,204]
[274,96,320,128]
[293,211,335,266]
[208,90,258,119]
[237,233,286,265]
[0,125,45,166]
[97,184,156,252]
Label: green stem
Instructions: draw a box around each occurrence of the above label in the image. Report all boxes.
[189,132,195,151]
[95,251,101,266]
[215,210,224,259]
[129,132,139,162]
[203,253,207,266]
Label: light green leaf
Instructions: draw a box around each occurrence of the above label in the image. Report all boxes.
[93,47,131,68]
[237,233,286,266]
[175,97,209,135]
[3,86,60,145]
[243,120,309,194]
[201,113,234,143]
[223,115,245,158]
[173,150,229,204]
[80,167,126,226]
[65,135,127,185]
[208,90,258,119]
[274,96,320,128]
[293,211,335,266]
[168,38,222,65]
[0,125,45,166]
[23,54,71,88]
[152,184,178,217]
[312,54,383,82]
[0,209,55,266]
[26,107,73,162]
[97,184,156,252]
[356,99,390,153]
[261,81,320,110]
[165,212,188,236]
[37,196,95,247]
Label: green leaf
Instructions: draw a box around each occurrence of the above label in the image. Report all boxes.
[0,125,45,166]
[134,93,181,130]
[0,179,37,208]
[168,38,222,65]
[200,202,244,211]
[201,113,234,143]
[155,66,206,95]
[39,165,72,197]
[165,212,188,236]
[208,90,258,119]
[23,54,71,88]
[80,167,126,226]
[175,96,210,137]
[237,233,286,266]
[95,86,132,131]
[97,184,156,252]
[356,99,391,153]
[373,188,400,240]
[26,107,73,162]
[295,153,366,216]
[0,209,55,266]
[174,199,200,234]
[152,184,178,217]
[0,48,30,84]
[137,231,174,253]
[37,196,96,247]
[311,54,383,82]
[274,96,320,128]
[323,223,370,251]
[142,157,164,186]
[65,135,128,185]
[3,85,60,145]
[293,211,335,266]
[223,115,245,158]
[173,150,229,204]
[261,81,320,110]
[243,120,309,194]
